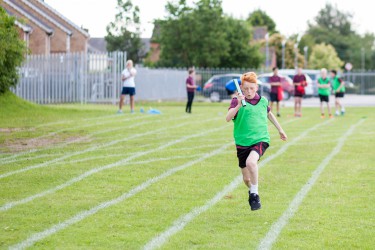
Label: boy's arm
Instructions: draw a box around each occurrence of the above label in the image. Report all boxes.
[336,79,345,92]
[268,111,287,141]
[270,82,281,86]
[226,94,243,122]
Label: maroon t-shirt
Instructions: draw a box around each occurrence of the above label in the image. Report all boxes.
[228,93,270,118]
[270,75,282,93]
[186,76,195,93]
[293,74,306,95]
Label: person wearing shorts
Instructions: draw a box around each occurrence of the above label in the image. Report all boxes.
[330,69,346,116]
[269,67,282,117]
[317,68,332,118]
[118,60,137,114]
[226,72,287,211]
[185,68,197,113]
[293,68,307,117]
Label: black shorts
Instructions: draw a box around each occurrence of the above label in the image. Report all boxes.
[294,93,304,97]
[335,92,344,98]
[319,94,329,102]
[121,87,136,96]
[236,142,269,168]
[270,92,280,102]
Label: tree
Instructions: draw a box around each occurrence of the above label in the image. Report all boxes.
[308,43,344,70]
[0,7,26,94]
[157,0,262,68]
[105,0,142,63]
[247,9,277,34]
[307,3,375,69]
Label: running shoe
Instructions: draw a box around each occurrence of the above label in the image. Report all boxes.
[249,192,261,211]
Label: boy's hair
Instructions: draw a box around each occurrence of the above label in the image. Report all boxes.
[330,69,337,75]
[188,68,194,74]
[321,68,327,74]
[241,72,258,84]
[272,67,278,72]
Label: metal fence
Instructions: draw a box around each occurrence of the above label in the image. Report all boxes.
[13,51,126,104]
[13,53,375,104]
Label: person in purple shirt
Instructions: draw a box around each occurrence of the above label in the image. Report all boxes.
[185,68,197,113]
[269,67,282,117]
[293,68,307,117]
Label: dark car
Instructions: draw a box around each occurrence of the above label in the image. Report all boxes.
[202,74,270,102]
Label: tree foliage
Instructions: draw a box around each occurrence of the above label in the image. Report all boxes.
[308,43,344,70]
[268,33,303,69]
[307,3,375,70]
[0,7,26,94]
[105,0,142,63]
[156,0,262,68]
[247,9,277,34]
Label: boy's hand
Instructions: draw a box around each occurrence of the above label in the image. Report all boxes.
[236,93,245,107]
[279,130,287,141]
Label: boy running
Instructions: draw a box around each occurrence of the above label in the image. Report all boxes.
[330,70,346,116]
[317,68,333,118]
[226,72,287,211]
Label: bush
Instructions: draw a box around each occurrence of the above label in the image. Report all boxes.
[0,7,26,94]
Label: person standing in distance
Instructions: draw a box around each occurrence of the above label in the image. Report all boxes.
[330,70,346,116]
[186,68,197,113]
[269,67,282,117]
[118,60,137,114]
[293,68,307,117]
[317,68,333,118]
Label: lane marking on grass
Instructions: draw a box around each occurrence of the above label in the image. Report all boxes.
[257,119,365,250]
[0,115,218,179]
[143,119,332,250]
[0,123,228,212]
[8,142,233,250]
[0,115,156,163]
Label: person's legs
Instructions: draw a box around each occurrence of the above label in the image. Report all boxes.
[129,95,135,113]
[320,101,324,117]
[245,150,260,193]
[276,101,280,116]
[186,92,194,113]
[270,101,274,113]
[335,97,340,115]
[294,97,298,116]
[119,95,125,111]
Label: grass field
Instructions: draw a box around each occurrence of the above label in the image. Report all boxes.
[0,92,374,249]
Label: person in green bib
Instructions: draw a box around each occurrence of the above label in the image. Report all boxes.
[330,69,346,116]
[226,72,287,211]
[317,68,333,118]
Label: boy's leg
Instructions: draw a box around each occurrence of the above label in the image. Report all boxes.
[245,150,260,193]
[294,98,298,115]
[276,101,280,116]
[335,97,340,115]
[270,101,274,113]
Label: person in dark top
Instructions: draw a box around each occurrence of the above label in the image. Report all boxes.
[293,68,307,117]
[269,67,282,117]
[185,68,197,113]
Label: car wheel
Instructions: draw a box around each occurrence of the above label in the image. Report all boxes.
[283,90,290,100]
[210,92,221,102]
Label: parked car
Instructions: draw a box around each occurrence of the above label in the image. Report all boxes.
[302,69,320,96]
[277,69,314,97]
[202,73,270,102]
[257,73,294,100]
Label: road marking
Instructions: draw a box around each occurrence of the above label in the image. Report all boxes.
[143,119,332,250]
[8,142,232,250]
[257,119,365,250]
[0,124,228,211]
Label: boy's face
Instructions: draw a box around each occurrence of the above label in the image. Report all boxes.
[330,72,335,78]
[241,81,258,99]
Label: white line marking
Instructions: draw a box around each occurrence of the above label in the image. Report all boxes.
[8,143,233,250]
[0,115,155,163]
[0,116,219,179]
[257,119,365,250]
[142,119,332,250]
[0,124,228,212]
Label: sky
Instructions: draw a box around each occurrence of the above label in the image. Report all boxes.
[45,0,374,38]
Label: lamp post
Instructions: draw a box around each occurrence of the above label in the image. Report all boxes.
[281,39,286,69]
[361,47,365,94]
[265,33,269,70]
[294,43,298,69]
[303,46,308,69]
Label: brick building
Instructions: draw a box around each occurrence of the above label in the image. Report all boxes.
[1,0,89,55]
